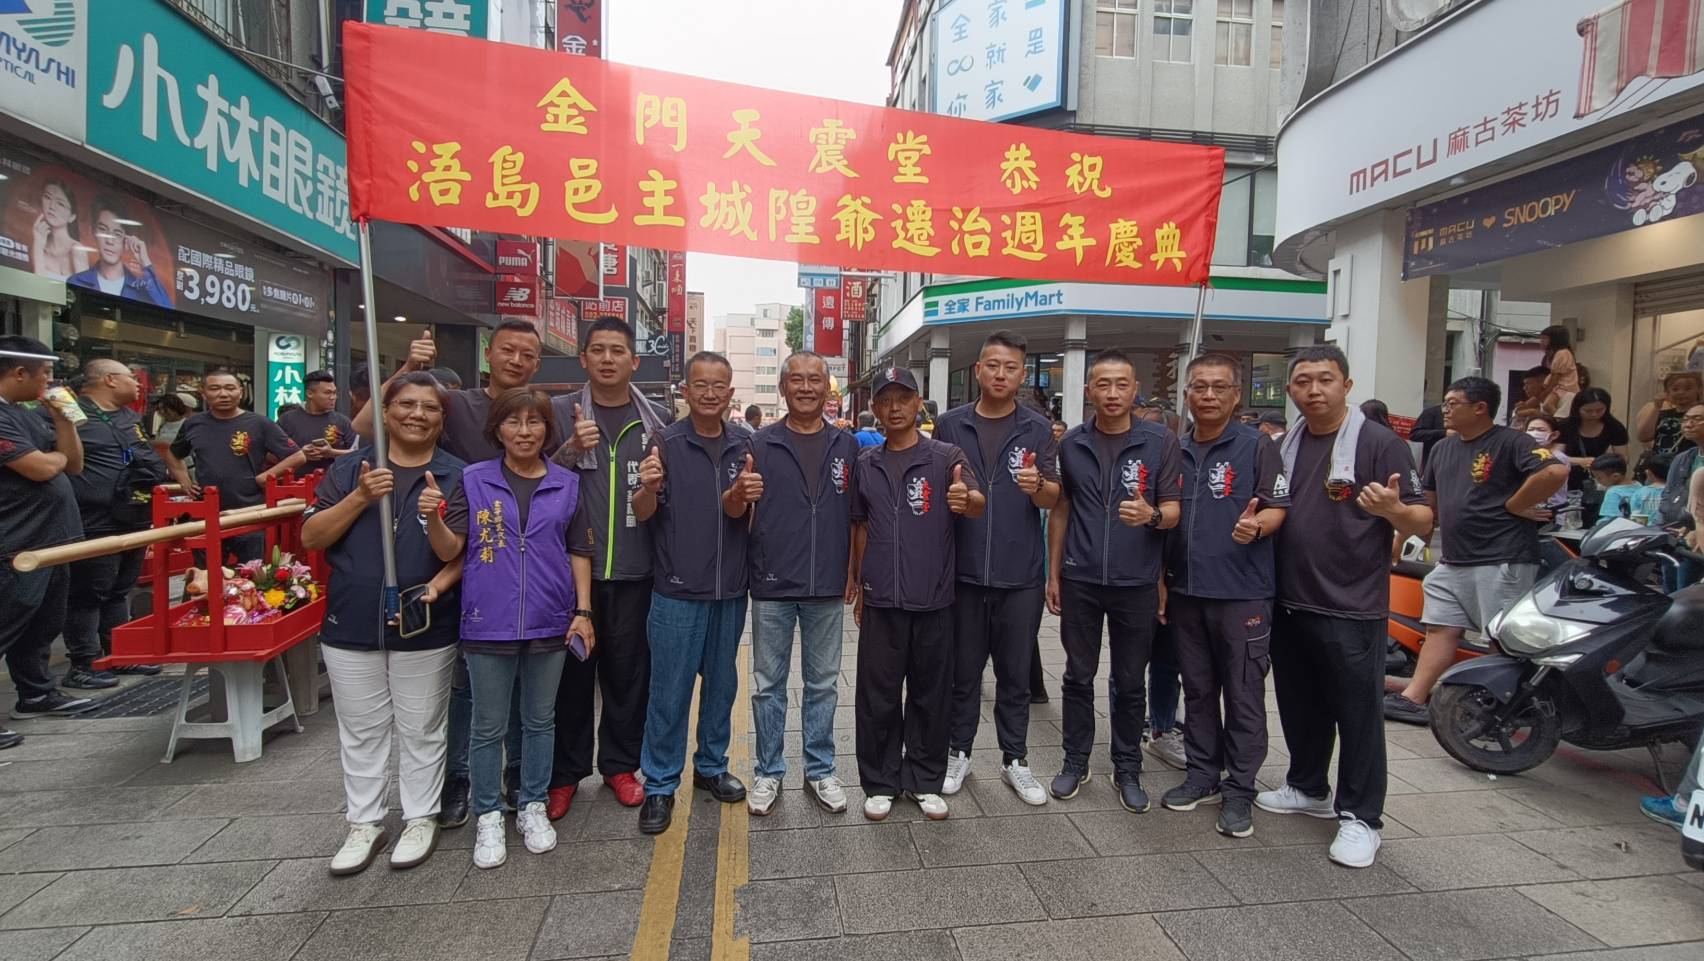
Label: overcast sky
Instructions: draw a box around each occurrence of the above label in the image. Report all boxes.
[606,0,903,335]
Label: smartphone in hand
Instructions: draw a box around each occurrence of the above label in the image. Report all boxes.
[567,632,589,661]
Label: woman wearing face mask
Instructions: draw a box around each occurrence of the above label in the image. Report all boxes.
[1525,415,1572,512]
[431,388,595,870]
[30,180,91,281]
[1559,388,1628,526]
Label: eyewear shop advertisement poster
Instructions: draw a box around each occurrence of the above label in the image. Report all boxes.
[0,146,332,338]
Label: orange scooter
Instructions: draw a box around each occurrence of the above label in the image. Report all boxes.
[1386,532,1582,676]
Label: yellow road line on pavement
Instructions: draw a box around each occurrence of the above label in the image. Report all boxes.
[629,684,697,961]
[711,642,753,961]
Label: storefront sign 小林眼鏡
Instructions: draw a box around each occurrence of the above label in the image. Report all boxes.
[88,0,358,263]
[340,22,1226,287]
[265,332,308,419]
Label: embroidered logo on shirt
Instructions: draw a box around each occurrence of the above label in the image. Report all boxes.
[229,430,251,456]
[1325,479,1354,501]
[1245,614,1264,630]
[1272,472,1290,499]
[906,475,932,515]
[1470,452,1493,483]
[1410,469,1421,492]
[830,456,848,494]
[1007,447,1030,481]
[1206,461,1235,499]
[1120,458,1148,497]
[0,438,13,456]
[323,424,340,446]
[1533,447,1555,460]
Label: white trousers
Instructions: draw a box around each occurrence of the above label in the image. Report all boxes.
[322,644,457,825]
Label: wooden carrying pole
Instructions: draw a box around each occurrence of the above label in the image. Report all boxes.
[10,500,307,573]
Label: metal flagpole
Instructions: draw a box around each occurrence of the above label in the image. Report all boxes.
[1176,283,1209,416]
[356,219,401,621]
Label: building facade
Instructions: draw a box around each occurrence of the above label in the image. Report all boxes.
[714,303,790,419]
[1275,0,1704,450]
[872,0,1326,423]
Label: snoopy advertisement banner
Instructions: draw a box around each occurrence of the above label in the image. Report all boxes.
[1403,112,1704,279]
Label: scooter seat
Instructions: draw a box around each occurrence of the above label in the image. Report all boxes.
[1650,584,1704,655]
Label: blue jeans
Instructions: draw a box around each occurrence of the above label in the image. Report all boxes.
[640,593,747,796]
[751,599,844,781]
[466,648,565,816]
[446,653,523,781]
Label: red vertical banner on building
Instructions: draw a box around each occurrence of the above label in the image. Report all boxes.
[814,286,843,357]
[556,0,602,57]
[667,251,687,333]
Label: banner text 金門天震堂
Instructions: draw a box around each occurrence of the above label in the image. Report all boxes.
[342,23,1225,286]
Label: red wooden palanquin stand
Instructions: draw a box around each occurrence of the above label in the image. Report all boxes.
[100,472,325,763]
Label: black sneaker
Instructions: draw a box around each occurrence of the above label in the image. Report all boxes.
[693,770,747,803]
[1382,691,1431,725]
[113,664,163,676]
[1114,773,1150,813]
[0,728,22,750]
[1217,797,1255,838]
[10,690,97,719]
[1162,780,1223,812]
[438,774,470,829]
[63,666,120,690]
[638,794,675,834]
[1050,761,1088,800]
[1029,689,1050,704]
[503,766,521,811]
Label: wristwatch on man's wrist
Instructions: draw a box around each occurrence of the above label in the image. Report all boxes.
[573,608,593,619]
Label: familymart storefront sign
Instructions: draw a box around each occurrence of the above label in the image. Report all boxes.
[880,276,1329,356]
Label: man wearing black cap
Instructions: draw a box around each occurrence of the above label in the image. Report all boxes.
[1256,410,1286,442]
[850,367,983,822]
[0,336,94,741]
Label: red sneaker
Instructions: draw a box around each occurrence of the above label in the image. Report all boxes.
[546,784,576,821]
[606,772,644,807]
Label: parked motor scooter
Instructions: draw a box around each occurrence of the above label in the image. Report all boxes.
[1386,533,1579,677]
[1427,519,1704,792]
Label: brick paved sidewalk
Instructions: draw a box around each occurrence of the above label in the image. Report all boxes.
[1,612,1700,961]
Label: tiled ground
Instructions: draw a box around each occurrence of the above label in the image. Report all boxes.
[1,611,1700,961]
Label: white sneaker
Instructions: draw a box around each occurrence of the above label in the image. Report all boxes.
[748,776,781,816]
[1146,729,1188,770]
[1329,817,1381,868]
[388,817,437,869]
[863,794,894,821]
[908,792,949,820]
[1254,783,1338,819]
[942,751,971,795]
[517,801,557,854]
[329,822,387,876]
[809,775,848,813]
[473,811,507,869]
[1001,760,1048,806]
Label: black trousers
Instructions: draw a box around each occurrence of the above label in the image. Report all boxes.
[552,578,653,786]
[1171,594,1272,800]
[0,566,67,702]
[950,584,1043,763]
[856,604,953,796]
[1270,607,1387,827]
[64,547,145,667]
[1059,578,1159,778]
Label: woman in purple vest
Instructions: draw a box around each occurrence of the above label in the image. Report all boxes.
[435,388,594,869]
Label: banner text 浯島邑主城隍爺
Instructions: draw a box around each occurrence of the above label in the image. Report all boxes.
[340,22,1226,287]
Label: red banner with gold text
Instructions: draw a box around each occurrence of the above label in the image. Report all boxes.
[343,23,1224,286]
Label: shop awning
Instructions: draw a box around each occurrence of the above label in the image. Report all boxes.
[0,266,67,306]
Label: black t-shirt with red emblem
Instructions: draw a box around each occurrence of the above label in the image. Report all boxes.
[1275,419,1424,619]
[1422,424,1552,567]
[170,410,298,508]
